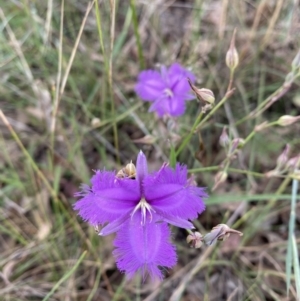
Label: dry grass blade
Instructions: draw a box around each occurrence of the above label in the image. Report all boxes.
[42,251,87,301]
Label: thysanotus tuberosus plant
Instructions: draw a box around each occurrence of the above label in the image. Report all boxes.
[1,1,300,300]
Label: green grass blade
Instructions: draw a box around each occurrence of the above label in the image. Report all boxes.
[207,194,292,205]
[286,177,298,295]
[169,142,176,168]
[42,251,87,301]
[113,7,132,58]
[130,0,145,69]
[292,234,300,300]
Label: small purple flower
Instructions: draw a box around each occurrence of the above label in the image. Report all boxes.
[135,63,196,117]
[74,151,207,280]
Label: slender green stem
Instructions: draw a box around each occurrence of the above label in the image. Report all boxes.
[176,62,235,158]
[233,175,292,230]
[108,0,120,163]
[227,69,234,92]
[50,0,64,164]
[189,166,266,178]
[228,120,276,155]
[243,130,255,145]
[253,81,293,117]
[95,0,108,73]
[188,166,219,173]
[227,167,265,177]
[175,112,203,156]
[95,1,119,161]
[235,76,297,126]
[95,0,108,118]
[130,0,145,69]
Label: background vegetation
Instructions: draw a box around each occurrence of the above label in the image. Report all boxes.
[0,0,300,300]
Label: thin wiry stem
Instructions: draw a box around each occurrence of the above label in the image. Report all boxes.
[188,166,267,178]
[0,8,33,81]
[44,0,53,45]
[95,0,108,117]
[60,1,94,96]
[176,66,235,158]
[286,176,299,296]
[175,112,203,157]
[50,0,64,159]
[130,0,145,69]
[0,110,57,200]
[108,0,120,163]
[42,251,87,301]
[51,1,93,160]
[95,0,107,70]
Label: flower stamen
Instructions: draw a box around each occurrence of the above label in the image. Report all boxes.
[131,198,155,225]
[164,88,174,97]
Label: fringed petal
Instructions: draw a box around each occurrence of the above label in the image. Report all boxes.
[135,70,166,101]
[148,95,170,117]
[168,95,186,116]
[144,164,207,224]
[168,63,195,96]
[113,214,176,281]
[74,171,140,226]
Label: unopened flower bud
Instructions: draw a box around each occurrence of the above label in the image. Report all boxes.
[276,144,290,170]
[286,155,300,171]
[219,127,230,148]
[203,224,243,246]
[198,88,215,105]
[186,232,203,248]
[91,117,101,128]
[230,138,245,154]
[212,171,228,191]
[277,115,300,126]
[226,29,239,71]
[187,78,215,105]
[132,135,157,145]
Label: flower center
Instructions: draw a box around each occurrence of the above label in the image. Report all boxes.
[164,88,173,97]
[131,198,155,225]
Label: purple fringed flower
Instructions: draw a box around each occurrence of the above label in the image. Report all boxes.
[135,63,196,117]
[74,151,207,280]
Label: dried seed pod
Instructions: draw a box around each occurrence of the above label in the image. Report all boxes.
[186,232,203,248]
[212,171,228,191]
[187,78,215,106]
[203,224,243,246]
[116,161,136,179]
